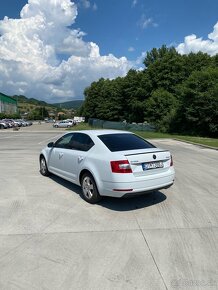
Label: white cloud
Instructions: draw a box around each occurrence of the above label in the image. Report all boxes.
[138,14,158,29]
[128,46,135,52]
[131,51,146,70]
[0,0,130,102]
[132,0,137,8]
[77,0,97,11]
[176,22,218,56]
[93,3,98,11]
[80,0,91,9]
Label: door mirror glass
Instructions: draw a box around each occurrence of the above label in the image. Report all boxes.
[47,142,54,148]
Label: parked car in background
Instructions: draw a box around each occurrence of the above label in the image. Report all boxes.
[0,121,8,129]
[53,120,75,128]
[40,130,175,204]
[26,121,33,126]
[2,119,14,128]
[65,119,76,126]
[0,119,32,129]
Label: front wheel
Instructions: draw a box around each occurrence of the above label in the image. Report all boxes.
[40,156,50,176]
[81,173,101,204]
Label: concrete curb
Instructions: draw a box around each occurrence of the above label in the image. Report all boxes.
[173,138,218,151]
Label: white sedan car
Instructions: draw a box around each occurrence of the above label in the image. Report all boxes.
[39,130,175,203]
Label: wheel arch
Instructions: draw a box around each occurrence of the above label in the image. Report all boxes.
[39,153,44,161]
[79,168,99,185]
[79,169,92,185]
[39,153,48,164]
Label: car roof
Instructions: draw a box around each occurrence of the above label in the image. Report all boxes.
[67,129,132,136]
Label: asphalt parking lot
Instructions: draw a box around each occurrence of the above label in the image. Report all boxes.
[0,123,218,290]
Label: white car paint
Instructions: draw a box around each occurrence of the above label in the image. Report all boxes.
[40,130,175,199]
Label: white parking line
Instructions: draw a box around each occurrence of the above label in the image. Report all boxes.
[0,134,24,139]
[38,134,62,145]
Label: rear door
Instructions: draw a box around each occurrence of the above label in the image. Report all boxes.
[62,133,95,182]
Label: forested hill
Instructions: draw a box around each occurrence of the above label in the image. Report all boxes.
[12,95,84,110]
[12,95,50,106]
[52,100,84,109]
[80,46,218,138]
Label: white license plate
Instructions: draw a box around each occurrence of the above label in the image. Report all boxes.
[142,161,164,170]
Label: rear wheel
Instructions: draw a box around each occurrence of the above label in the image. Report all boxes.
[81,173,101,204]
[40,156,50,176]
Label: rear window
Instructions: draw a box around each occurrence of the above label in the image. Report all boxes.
[98,133,155,152]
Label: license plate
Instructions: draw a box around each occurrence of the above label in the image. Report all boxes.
[142,161,164,170]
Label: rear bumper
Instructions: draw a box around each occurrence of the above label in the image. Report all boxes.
[122,182,173,197]
[98,173,175,198]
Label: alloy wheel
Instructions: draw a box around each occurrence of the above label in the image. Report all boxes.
[82,176,94,199]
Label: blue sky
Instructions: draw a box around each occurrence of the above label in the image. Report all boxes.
[0,0,217,102]
[74,0,218,59]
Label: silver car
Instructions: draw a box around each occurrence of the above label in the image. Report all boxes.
[53,121,74,128]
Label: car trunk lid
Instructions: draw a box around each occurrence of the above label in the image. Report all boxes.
[123,148,171,177]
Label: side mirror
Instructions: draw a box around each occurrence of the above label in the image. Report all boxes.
[47,142,54,148]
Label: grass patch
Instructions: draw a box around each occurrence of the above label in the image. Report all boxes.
[70,123,218,148]
[133,132,218,148]
[171,135,218,148]
[132,131,174,139]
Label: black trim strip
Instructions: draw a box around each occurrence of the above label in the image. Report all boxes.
[125,150,169,156]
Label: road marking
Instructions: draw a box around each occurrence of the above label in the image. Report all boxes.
[38,134,62,145]
[0,134,23,139]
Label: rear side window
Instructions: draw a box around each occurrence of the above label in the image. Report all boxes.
[71,133,94,151]
[98,133,155,152]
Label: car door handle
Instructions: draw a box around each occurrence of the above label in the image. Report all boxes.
[59,152,64,159]
[78,156,84,163]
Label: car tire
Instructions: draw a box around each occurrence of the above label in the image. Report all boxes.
[40,156,50,176]
[81,173,101,204]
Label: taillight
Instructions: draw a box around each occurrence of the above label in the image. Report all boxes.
[170,155,173,166]
[110,160,132,173]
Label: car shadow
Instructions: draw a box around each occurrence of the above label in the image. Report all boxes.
[49,175,81,195]
[98,191,167,211]
[48,175,167,212]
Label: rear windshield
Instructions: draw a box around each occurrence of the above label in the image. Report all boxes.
[98,133,155,152]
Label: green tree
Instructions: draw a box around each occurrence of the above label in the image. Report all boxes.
[175,68,218,137]
[81,46,217,136]
[145,49,187,93]
[122,69,150,122]
[82,78,106,119]
[183,52,213,76]
[144,89,178,132]
[143,45,176,68]
[28,107,49,120]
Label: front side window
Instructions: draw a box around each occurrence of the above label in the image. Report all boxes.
[54,133,73,149]
[54,133,94,151]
